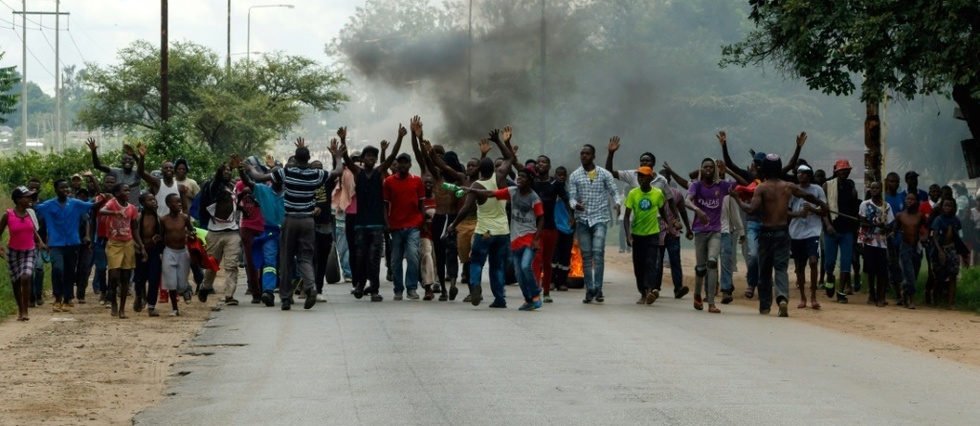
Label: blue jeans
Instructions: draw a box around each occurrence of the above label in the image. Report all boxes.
[511,246,540,302]
[31,251,45,303]
[823,232,854,275]
[469,233,509,304]
[720,232,735,293]
[575,221,608,295]
[50,245,79,301]
[93,237,108,294]
[745,221,761,289]
[390,228,421,294]
[899,241,922,297]
[662,234,684,293]
[333,222,351,279]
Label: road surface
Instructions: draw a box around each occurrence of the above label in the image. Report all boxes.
[135,262,979,425]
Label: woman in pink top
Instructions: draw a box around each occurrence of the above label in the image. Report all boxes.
[236,178,265,303]
[0,186,47,321]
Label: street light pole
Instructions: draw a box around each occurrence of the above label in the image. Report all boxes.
[247,4,294,64]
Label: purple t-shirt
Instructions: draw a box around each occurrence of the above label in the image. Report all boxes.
[687,180,736,233]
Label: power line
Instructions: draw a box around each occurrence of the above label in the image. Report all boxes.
[11,25,55,78]
[67,29,86,63]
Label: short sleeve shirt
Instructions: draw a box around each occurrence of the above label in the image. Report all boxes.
[789,184,827,240]
[102,198,139,241]
[109,167,142,202]
[35,198,95,247]
[625,186,665,236]
[383,173,426,230]
[858,200,894,249]
[688,180,737,233]
[494,187,543,249]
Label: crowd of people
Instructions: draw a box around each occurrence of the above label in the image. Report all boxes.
[1,118,974,322]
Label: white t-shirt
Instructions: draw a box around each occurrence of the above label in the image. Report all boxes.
[789,184,827,240]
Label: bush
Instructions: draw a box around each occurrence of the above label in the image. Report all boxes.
[953,266,980,313]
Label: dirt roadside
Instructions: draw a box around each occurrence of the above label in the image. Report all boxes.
[1,249,978,426]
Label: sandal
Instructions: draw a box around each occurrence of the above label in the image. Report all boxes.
[693,294,704,311]
[708,305,721,314]
[797,300,807,309]
[744,288,754,299]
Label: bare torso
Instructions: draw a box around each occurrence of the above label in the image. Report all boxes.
[160,213,191,250]
[757,180,796,227]
[897,212,923,245]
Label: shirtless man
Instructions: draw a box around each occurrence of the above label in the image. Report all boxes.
[428,139,482,301]
[895,192,926,309]
[738,153,828,317]
[160,193,195,316]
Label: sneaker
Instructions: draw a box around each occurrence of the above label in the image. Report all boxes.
[52,302,62,313]
[304,289,317,309]
[438,292,448,301]
[721,291,733,305]
[63,301,75,308]
[646,289,659,305]
[836,293,849,304]
[488,300,507,308]
[595,291,604,303]
[636,295,645,305]
[463,294,472,303]
[353,283,365,299]
[281,299,292,311]
[393,293,403,301]
[778,300,789,317]
[449,285,459,301]
[386,270,394,282]
[148,307,159,317]
[674,286,690,299]
[198,288,210,303]
[422,286,434,301]
[583,292,594,304]
[531,296,543,309]
[77,299,87,304]
[170,310,180,317]
[316,294,327,302]
[225,298,239,306]
[182,289,193,303]
[370,294,384,302]
[134,298,144,312]
[407,289,420,300]
[251,298,261,304]
[261,291,275,307]
[518,302,536,311]
[344,277,352,283]
[543,294,553,303]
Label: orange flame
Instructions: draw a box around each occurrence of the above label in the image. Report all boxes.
[570,239,584,278]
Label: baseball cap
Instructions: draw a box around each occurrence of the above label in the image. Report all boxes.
[833,159,852,172]
[11,185,35,201]
[71,173,82,181]
[797,164,812,172]
[753,152,767,164]
[637,166,654,176]
[349,149,362,159]
[396,153,412,162]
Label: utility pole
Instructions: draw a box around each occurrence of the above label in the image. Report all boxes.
[864,100,882,189]
[467,0,472,106]
[161,0,169,122]
[13,3,69,150]
[55,0,60,149]
[539,0,546,152]
[226,0,231,72]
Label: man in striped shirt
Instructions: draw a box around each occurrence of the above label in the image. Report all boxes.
[248,138,346,310]
[567,143,621,304]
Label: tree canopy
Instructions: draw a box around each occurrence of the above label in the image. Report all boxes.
[78,40,348,156]
[0,52,20,125]
[722,0,980,140]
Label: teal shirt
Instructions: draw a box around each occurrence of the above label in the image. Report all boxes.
[253,184,285,227]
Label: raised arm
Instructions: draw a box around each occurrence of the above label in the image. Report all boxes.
[133,143,161,192]
[489,128,514,185]
[326,139,347,179]
[86,138,112,174]
[429,145,461,182]
[718,131,752,182]
[604,136,622,180]
[782,132,806,175]
[419,140,440,179]
[662,162,690,189]
[378,124,408,172]
[409,116,428,175]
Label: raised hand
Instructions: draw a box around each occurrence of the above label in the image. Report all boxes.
[479,138,492,156]
[512,145,520,156]
[502,126,513,143]
[608,136,621,152]
[229,153,242,169]
[85,138,98,151]
[294,137,306,149]
[662,161,672,172]
[337,126,347,141]
[410,115,423,138]
[796,131,808,147]
[716,131,727,146]
[488,129,501,143]
[380,140,390,151]
[421,139,433,153]
[397,123,408,139]
[265,154,276,168]
[137,142,148,157]
[328,138,339,154]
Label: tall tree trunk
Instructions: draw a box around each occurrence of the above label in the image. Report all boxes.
[864,100,882,189]
[952,83,980,143]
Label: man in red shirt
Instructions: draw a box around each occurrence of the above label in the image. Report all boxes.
[383,153,426,300]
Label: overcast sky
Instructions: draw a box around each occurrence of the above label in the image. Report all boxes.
[0,0,362,95]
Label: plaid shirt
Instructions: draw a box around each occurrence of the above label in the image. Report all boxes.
[568,166,621,227]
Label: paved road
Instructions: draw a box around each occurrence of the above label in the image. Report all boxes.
[136,263,979,426]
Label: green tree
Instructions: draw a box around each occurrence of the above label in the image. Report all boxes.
[78,40,348,156]
[722,0,980,142]
[0,52,17,123]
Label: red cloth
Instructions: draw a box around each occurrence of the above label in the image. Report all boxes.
[187,237,220,271]
[734,180,760,202]
[383,173,425,230]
